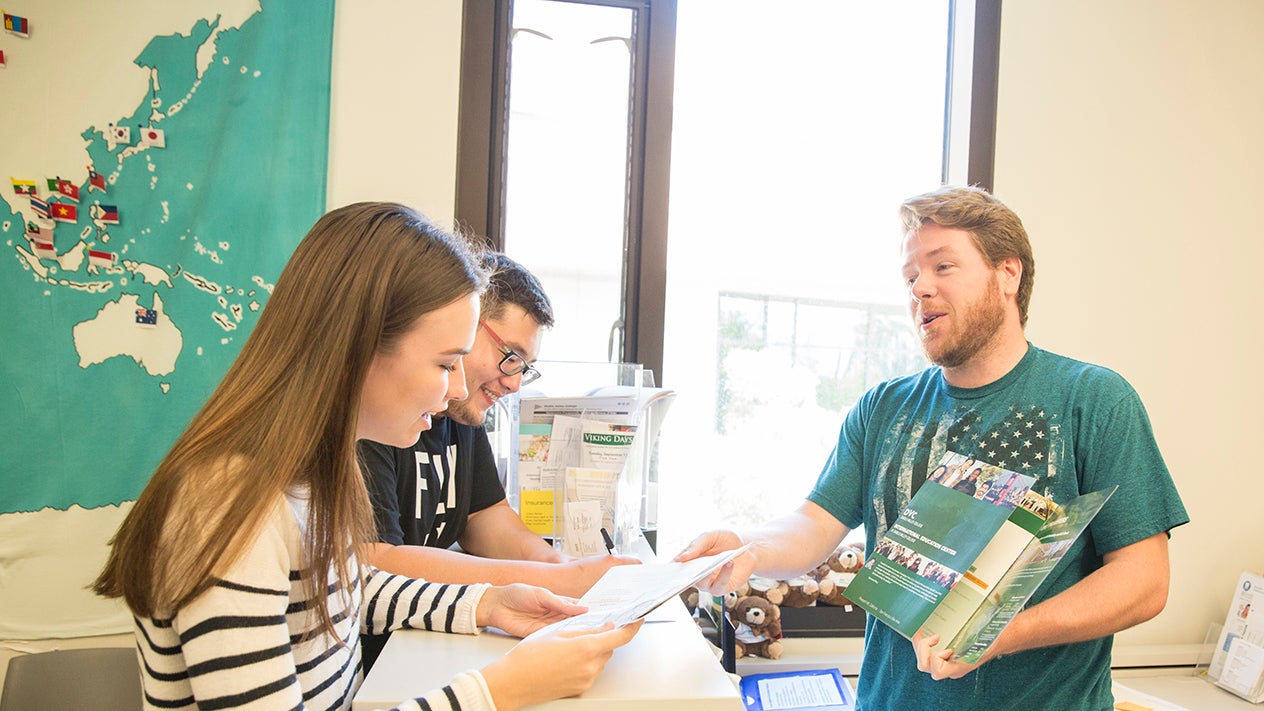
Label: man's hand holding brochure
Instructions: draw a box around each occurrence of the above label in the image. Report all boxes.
[523,544,752,642]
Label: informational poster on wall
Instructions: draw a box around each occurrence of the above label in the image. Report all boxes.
[0,0,334,638]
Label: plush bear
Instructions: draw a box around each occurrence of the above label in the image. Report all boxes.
[723,581,750,611]
[780,574,820,608]
[728,595,783,659]
[679,585,700,615]
[746,575,787,607]
[816,542,865,607]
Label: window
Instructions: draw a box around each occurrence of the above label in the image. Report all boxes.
[459,0,1000,554]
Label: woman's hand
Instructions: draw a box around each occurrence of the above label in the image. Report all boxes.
[476,583,587,638]
[481,620,643,711]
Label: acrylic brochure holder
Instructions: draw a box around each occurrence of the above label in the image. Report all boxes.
[501,361,674,556]
[1195,571,1264,704]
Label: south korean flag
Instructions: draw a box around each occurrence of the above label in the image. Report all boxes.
[107,124,131,149]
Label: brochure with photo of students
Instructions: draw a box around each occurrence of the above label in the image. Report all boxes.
[843,451,1115,662]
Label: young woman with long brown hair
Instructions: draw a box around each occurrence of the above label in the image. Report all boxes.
[94,202,639,710]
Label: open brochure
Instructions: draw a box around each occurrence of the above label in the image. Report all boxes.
[843,450,1115,663]
[1205,571,1264,703]
[521,544,750,643]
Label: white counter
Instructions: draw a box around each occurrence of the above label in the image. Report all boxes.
[353,598,743,710]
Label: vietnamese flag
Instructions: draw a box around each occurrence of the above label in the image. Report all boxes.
[50,202,77,223]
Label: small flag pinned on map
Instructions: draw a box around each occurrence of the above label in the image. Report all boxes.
[88,169,106,192]
[136,307,159,327]
[56,178,80,202]
[25,220,40,237]
[92,204,120,224]
[50,201,77,223]
[10,177,36,195]
[0,49,6,67]
[3,12,29,37]
[88,249,115,269]
[108,123,130,147]
[32,240,55,259]
[139,126,166,148]
[30,195,50,218]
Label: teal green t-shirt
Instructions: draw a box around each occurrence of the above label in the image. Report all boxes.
[808,344,1188,711]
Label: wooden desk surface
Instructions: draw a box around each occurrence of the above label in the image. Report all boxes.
[353,598,743,710]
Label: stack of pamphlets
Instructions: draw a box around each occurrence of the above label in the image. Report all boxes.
[1205,571,1264,703]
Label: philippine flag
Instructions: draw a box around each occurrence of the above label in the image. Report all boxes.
[89,170,107,192]
[139,127,166,148]
[50,202,77,223]
[30,196,50,218]
[89,250,115,269]
[96,205,120,225]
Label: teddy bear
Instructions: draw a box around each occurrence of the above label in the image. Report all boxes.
[816,542,865,607]
[679,585,700,615]
[745,575,788,607]
[727,595,783,659]
[779,574,820,607]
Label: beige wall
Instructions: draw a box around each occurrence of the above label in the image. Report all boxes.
[994,0,1264,650]
[327,0,464,224]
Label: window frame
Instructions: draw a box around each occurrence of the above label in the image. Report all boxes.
[456,0,1000,383]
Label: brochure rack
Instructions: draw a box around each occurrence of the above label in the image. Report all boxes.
[495,361,674,556]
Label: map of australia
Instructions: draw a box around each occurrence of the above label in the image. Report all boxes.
[0,0,332,513]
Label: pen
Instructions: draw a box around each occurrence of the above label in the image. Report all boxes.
[601,527,615,554]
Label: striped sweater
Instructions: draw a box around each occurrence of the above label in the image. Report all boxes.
[133,493,495,710]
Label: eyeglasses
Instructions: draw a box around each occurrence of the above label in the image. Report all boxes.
[480,321,542,386]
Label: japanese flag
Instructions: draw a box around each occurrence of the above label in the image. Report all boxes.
[139,127,166,148]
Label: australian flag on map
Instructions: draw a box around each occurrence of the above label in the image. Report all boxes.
[135,307,158,327]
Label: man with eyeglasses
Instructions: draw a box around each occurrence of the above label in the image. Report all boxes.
[358,255,638,640]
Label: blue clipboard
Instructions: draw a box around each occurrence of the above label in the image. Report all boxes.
[739,668,855,711]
